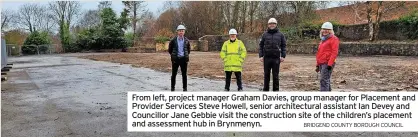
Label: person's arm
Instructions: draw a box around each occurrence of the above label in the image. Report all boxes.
[220,42,227,61]
[280,34,287,58]
[187,39,191,54]
[168,39,173,55]
[259,33,265,58]
[316,42,321,67]
[327,38,340,66]
[239,41,247,62]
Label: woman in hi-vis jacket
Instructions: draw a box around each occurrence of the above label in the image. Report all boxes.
[315,22,340,91]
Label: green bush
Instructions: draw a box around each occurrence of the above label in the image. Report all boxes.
[24,31,51,45]
[154,36,170,44]
[101,8,127,49]
[125,32,134,47]
[281,27,301,42]
[64,42,82,53]
[398,10,418,39]
[21,45,38,55]
[74,28,100,50]
[70,8,136,51]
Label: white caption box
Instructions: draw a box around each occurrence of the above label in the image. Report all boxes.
[127,92,418,132]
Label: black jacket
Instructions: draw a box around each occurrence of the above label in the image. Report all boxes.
[259,28,287,58]
[168,36,191,62]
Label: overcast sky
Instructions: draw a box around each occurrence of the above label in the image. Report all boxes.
[1,1,340,17]
[1,1,165,16]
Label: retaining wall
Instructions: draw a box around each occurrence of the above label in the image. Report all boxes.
[199,35,418,56]
[287,42,418,56]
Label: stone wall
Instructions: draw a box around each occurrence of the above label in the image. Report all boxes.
[189,40,199,51]
[156,41,169,52]
[132,37,157,53]
[285,42,418,56]
[134,39,200,52]
[199,34,418,56]
[197,40,209,52]
[336,24,408,41]
[199,33,262,52]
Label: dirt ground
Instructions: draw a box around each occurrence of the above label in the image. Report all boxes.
[80,52,418,91]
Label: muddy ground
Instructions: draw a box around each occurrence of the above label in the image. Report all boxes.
[2,53,418,137]
[81,52,418,91]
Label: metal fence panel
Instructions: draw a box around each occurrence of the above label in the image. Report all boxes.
[1,38,7,69]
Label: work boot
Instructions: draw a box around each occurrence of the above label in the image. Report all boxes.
[238,88,243,92]
[224,89,229,92]
[183,88,187,92]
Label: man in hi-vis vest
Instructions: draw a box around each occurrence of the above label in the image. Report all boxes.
[220,29,247,91]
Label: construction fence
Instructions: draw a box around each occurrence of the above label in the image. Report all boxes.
[6,44,62,56]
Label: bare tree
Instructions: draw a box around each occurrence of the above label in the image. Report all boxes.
[365,1,405,41]
[17,4,41,32]
[49,1,81,29]
[248,1,260,32]
[98,1,112,10]
[137,11,155,37]
[339,1,366,24]
[78,10,101,29]
[287,1,324,25]
[122,1,147,39]
[161,1,180,10]
[1,9,16,31]
[49,1,81,46]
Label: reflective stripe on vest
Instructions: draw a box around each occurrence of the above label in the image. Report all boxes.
[224,65,242,68]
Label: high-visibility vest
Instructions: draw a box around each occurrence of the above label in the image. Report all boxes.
[220,39,247,72]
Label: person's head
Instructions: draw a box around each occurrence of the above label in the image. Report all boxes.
[229,29,237,40]
[176,25,186,37]
[268,18,278,30]
[320,22,334,36]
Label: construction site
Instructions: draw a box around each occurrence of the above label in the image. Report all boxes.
[81,52,418,91]
[2,1,418,137]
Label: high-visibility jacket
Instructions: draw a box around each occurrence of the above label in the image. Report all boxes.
[220,39,247,72]
[316,35,340,66]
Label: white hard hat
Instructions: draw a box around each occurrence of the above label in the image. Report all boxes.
[321,22,333,30]
[268,18,277,24]
[177,25,186,30]
[228,29,237,35]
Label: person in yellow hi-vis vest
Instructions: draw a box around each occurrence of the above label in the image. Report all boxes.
[220,29,247,91]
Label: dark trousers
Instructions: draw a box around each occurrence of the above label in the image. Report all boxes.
[225,71,243,91]
[263,57,280,91]
[319,64,335,92]
[171,57,188,91]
